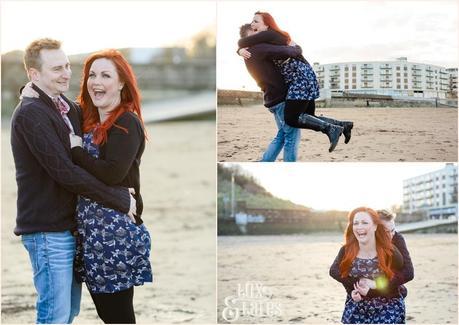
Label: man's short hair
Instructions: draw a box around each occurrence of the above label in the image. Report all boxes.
[239,24,252,38]
[377,209,396,221]
[24,38,61,71]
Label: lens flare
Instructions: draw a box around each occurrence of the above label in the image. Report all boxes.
[375,276,389,291]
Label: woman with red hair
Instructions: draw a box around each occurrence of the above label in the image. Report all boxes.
[20,49,152,323]
[70,49,152,323]
[330,207,405,323]
[238,12,354,153]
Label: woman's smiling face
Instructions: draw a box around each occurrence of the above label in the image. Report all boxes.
[251,14,268,32]
[87,58,123,112]
[352,211,377,244]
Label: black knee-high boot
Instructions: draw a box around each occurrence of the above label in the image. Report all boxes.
[297,113,344,152]
[315,116,354,144]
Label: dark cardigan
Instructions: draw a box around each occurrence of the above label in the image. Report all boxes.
[71,111,145,224]
[11,84,130,235]
[329,235,413,298]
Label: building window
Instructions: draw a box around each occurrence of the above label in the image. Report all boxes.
[397,85,401,89]
[352,72,356,77]
[396,66,400,70]
[345,67,349,71]
[404,66,407,71]
[352,85,356,89]
[345,73,349,77]
[352,79,356,83]
[404,85,408,89]
[404,79,408,83]
[345,85,349,89]
[397,73,400,77]
[397,79,400,82]
[404,73,408,77]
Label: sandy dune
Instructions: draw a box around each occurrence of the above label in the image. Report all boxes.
[217,106,458,162]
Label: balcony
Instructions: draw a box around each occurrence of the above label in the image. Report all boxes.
[426,67,433,72]
[361,65,373,70]
[330,66,340,71]
[380,72,393,76]
[380,65,391,69]
[411,66,422,71]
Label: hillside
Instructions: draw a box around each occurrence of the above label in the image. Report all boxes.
[217,164,310,217]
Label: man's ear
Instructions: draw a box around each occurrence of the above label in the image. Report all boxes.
[28,68,40,82]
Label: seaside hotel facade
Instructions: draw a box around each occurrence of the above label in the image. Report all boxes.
[402,164,458,219]
[313,57,457,99]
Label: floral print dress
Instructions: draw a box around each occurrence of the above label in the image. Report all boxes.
[275,58,320,100]
[74,132,153,294]
[342,257,405,324]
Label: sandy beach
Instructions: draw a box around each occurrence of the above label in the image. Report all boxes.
[217,106,458,162]
[217,233,458,324]
[2,121,216,323]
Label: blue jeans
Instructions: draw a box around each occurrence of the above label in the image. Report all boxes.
[261,101,301,162]
[22,231,82,324]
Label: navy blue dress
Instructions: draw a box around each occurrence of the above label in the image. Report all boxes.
[275,58,320,100]
[75,132,153,294]
[342,257,405,324]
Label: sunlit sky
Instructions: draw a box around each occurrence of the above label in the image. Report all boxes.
[217,0,458,91]
[1,1,216,55]
[222,163,455,211]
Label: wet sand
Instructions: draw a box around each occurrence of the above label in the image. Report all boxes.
[217,106,458,162]
[217,234,458,324]
[2,121,216,323]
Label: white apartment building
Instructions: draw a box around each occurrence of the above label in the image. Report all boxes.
[313,57,454,99]
[403,164,458,219]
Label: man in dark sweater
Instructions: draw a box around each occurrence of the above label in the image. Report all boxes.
[10,38,136,324]
[238,24,302,162]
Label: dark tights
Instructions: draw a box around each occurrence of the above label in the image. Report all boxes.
[90,287,136,324]
[284,100,316,128]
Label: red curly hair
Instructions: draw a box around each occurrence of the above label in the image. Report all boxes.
[78,49,145,145]
[339,207,395,279]
[254,11,291,44]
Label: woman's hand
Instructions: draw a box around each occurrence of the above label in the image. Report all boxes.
[237,48,251,59]
[354,281,370,296]
[69,133,82,148]
[20,82,39,100]
[351,289,362,302]
[359,278,376,289]
[127,188,137,223]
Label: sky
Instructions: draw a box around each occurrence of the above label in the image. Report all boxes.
[0,0,216,55]
[217,0,458,91]
[222,162,455,211]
